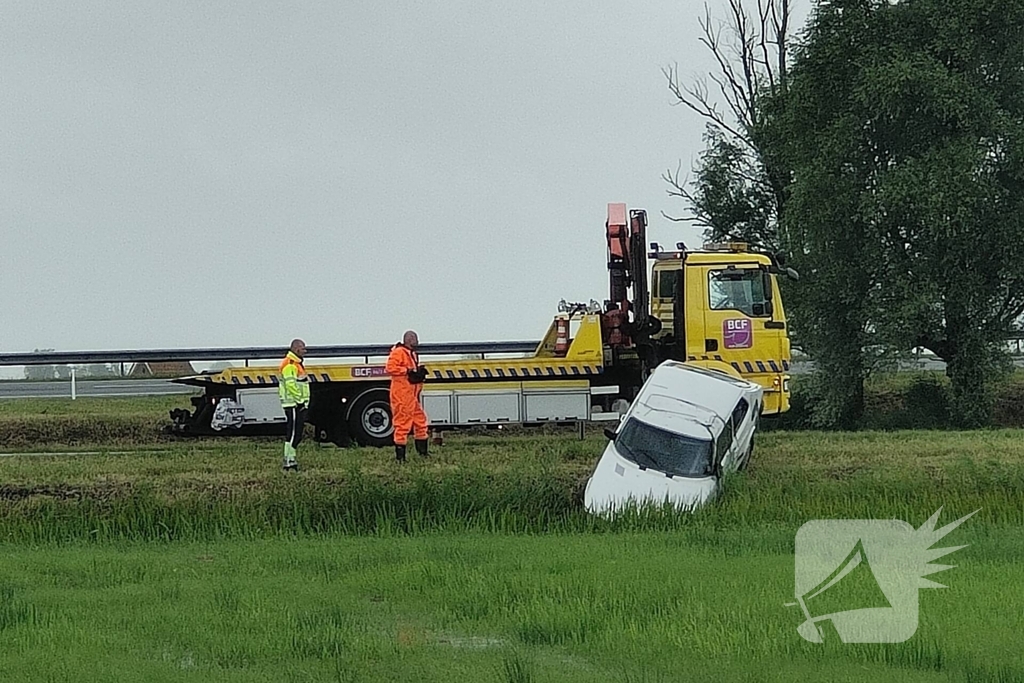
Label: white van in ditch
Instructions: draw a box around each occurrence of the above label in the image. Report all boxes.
[583,360,763,515]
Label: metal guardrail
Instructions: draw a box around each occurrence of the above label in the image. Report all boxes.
[5,330,1024,368]
[0,341,542,367]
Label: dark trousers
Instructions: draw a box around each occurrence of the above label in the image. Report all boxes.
[284,405,307,448]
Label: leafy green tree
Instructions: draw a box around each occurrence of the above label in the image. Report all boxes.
[674,0,1024,427]
[865,0,1024,426]
[682,126,780,249]
[668,0,875,427]
[762,0,887,428]
[773,0,1024,427]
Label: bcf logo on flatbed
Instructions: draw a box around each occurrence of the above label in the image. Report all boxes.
[723,318,752,349]
[352,366,387,378]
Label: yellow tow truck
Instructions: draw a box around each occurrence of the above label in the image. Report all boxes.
[168,203,797,447]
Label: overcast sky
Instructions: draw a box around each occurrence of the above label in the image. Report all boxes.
[1,1,809,357]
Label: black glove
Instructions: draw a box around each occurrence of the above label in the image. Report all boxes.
[407,366,428,384]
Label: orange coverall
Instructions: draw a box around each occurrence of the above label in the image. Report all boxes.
[385,343,428,445]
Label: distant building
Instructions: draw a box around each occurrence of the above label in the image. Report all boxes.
[129,361,195,378]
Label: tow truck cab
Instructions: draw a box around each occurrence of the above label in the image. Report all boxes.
[648,241,793,415]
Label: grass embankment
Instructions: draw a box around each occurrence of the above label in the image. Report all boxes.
[0,395,188,416]
[0,431,1021,542]
[0,395,194,449]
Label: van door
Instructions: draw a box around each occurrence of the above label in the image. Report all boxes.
[728,397,754,471]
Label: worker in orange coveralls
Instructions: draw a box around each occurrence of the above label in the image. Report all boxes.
[385,330,429,462]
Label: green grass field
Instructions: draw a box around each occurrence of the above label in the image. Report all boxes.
[0,398,1021,681]
[0,394,191,416]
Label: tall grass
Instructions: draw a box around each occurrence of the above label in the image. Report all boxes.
[1,430,1021,543]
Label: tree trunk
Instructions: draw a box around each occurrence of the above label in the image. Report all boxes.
[807,311,866,430]
[944,309,991,428]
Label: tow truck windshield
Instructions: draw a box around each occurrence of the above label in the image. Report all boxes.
[709,268,769,317]
[613,417,714,478]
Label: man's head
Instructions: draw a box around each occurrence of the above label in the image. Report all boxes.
[402,330,419,349]
[290,338,306,359]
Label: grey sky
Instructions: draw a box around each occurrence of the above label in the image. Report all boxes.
[1,1,805,355]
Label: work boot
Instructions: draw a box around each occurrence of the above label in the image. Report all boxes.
[395,445,407,462]
[283,443,298,471]
[414,439,429,458]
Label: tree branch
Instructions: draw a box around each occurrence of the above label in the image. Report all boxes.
[757,0,777,94]
[663,65,754,148]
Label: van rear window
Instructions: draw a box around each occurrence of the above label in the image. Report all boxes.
[614,418,714,478]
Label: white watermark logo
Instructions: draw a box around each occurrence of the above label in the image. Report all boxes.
[787,507,978,643]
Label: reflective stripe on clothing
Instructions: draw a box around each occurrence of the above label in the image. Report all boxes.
[279,351,310,407]
[285,405,307,448]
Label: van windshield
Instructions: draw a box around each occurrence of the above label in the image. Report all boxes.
[613,417,714,478]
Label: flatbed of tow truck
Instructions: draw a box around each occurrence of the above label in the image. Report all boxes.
[169,313,627,447]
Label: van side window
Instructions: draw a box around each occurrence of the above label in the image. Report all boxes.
[716,419,734,462]
[731,398,749,429]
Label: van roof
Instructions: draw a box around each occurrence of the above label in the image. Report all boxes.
[633,361,762,427]
[630,395,721,440]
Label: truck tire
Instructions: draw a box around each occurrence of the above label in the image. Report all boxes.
[347,388,393,447]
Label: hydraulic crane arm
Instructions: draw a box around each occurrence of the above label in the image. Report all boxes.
[604,203,659,348]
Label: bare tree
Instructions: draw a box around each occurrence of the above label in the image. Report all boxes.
[663,0,792,243]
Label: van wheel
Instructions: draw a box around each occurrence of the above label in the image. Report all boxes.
[347,389,393,447]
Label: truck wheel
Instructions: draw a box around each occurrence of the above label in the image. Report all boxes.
[347,389,393,447]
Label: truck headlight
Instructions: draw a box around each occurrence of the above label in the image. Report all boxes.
[783,378,790,393]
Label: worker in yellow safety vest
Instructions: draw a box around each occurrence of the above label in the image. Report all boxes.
[278,338,310,471]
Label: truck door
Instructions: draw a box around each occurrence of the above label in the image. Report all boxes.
[701,265,783,376]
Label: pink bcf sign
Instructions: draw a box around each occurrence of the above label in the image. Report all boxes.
[723,318,752,349]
